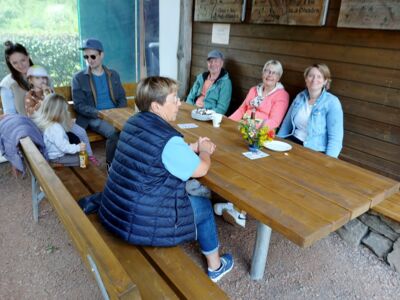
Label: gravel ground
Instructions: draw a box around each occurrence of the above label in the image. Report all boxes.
[1,142,399,299]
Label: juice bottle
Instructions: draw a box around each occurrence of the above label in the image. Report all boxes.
[79,150,88,168]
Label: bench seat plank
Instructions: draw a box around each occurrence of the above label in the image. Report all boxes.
[87,131,106,142]
[54,167,180,299]
[56,166,228,299]
[20,137,141,299]
[372,193,400,222]
[142,247,228,299]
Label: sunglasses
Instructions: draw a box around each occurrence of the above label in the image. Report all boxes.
[83,54,98,60]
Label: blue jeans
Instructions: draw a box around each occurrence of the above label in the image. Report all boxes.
[88,118,119,163]
[189,195,219,255]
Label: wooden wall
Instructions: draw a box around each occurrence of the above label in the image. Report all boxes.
[189,0,400,181]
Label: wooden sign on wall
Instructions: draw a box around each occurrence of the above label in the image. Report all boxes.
[194,0,243,23]
[250,0,330,26]
[338,0,400,30]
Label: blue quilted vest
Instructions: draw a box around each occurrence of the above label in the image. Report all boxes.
[99,112,196,246]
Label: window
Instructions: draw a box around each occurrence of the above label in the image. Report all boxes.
[0,0,80,86]
[77,0,139,82]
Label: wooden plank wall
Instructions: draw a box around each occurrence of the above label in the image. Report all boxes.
[189,0,400,181]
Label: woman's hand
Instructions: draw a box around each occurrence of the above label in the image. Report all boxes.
[190,137,211,153]
[198,138,216,155]
[191,138,216,178]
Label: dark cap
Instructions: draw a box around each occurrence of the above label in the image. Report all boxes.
[207,49,224,60]
[79,38,103,52]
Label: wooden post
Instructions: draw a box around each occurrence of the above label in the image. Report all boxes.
[177,0,193,98]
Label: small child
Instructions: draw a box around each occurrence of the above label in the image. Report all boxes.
[25,65,100,166]
[25,65,53,117]
[32,94,85,166]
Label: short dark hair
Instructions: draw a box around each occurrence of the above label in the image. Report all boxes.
[136,76,178,112]
[4,41,33,90]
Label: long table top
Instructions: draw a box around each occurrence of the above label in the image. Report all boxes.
[99,104,400,247]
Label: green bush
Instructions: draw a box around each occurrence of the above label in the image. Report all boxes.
[0,34,81,87]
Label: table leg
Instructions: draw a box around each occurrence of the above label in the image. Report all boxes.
[250,221,272,280]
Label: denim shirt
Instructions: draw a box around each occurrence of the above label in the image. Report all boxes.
[278,89,343,158]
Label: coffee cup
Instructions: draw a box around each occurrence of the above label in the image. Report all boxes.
[212,113,223,128]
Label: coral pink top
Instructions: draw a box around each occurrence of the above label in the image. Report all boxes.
[195,78,214,108]
[229,83,289,129]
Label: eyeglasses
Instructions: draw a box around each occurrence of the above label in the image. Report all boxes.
[172,95,181,104]
[263,69,279,76]
[83,54,98,60]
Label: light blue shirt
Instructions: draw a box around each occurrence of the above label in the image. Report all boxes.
[93,73,115,110]
[162,136,200,181]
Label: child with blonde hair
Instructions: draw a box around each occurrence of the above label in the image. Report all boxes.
[32,94,86,166]
[26,65,99,165]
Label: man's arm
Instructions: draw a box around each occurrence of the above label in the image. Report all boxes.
[186,76,201,105]
[111,71,127,108]
[71,74,98,118]
[214,78,232,115]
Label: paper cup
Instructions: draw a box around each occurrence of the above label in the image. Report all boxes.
[212,113,223,127]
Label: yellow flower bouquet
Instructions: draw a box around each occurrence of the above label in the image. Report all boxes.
[239,118,275,152]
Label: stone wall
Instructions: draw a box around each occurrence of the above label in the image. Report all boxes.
[337,211,400,272]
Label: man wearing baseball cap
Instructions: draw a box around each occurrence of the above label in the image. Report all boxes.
[186,49,232,115]
[72,38,127,170]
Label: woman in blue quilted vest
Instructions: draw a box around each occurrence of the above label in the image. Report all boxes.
[99,76,233,282]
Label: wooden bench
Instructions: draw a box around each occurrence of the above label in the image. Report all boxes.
[372,192,400,222]
[20,137,227,299]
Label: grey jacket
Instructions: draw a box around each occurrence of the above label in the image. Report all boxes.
[71,66,127,128]
[0,114,47,174]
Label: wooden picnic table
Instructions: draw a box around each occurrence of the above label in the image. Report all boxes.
[99,103,400,280]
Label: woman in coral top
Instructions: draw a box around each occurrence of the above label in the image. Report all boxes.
[229,59,289,130]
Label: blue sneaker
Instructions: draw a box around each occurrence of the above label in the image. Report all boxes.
[208,254,234,282]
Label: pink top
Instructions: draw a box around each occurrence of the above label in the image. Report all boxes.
[195,78,214,108]
[229,83,289,129]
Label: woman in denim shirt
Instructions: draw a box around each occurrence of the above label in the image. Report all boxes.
[278,64,343,158]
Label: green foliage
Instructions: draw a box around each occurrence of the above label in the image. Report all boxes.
[0,34,81,87]
[0,0,78,35]
[0,1,80,87]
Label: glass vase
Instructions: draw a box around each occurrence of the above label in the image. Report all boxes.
[248,142,260,153]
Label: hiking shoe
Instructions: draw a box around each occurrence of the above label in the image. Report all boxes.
[222,208,246,228]
[208,254,234,282]
[213,202,233,215]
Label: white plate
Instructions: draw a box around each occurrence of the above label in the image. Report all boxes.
[191,109,214,121]
[263,140,292,152]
